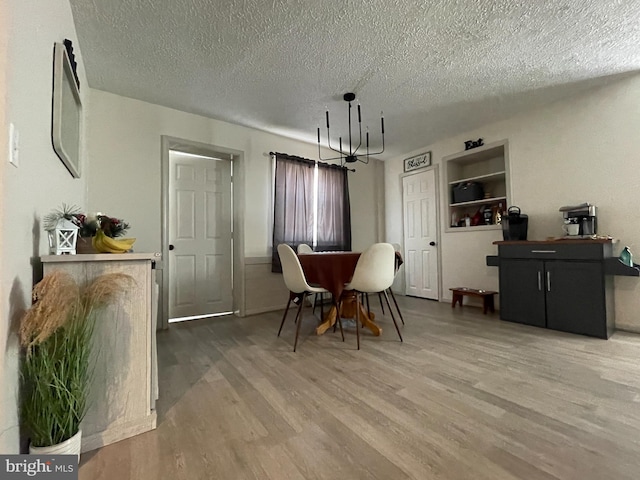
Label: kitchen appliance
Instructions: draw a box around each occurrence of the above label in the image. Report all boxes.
[502,206,528,241]
[559,203,597,236]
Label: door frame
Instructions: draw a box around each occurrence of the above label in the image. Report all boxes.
[399,164,442,301]
[160,135,245,329]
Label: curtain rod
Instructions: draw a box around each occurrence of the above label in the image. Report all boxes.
[269,152,355,172]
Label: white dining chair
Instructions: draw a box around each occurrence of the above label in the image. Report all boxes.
[364,245,405,325]
[278,244,344,351]
[297,243,313,254]
[296,243,325,316]
[388,243,405,325]
[344,243,403,350]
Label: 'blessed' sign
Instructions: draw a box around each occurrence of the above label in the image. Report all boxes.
[404,152,432,172]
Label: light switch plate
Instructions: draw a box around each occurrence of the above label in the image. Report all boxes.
[9,123,19,167]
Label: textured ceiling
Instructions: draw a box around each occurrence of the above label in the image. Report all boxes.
[70,0,640,160]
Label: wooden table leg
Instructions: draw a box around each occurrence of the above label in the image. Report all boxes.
[315,305,337,335]
[315,294,382,337]
[357,301,381,336]
[483,294,495,314]
[451,293,462,308]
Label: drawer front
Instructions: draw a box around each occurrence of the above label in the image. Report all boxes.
[498,243,609,260]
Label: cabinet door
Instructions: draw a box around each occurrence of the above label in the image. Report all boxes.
[545,261,606,338]
[499,259,546,327]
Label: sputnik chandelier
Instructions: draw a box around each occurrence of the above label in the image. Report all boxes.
[317,92,385,166]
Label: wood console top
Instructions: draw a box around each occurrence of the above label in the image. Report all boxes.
[41,252,160,262]
[493,238,614,246]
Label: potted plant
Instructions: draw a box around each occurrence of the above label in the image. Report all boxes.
[19,270,133,457]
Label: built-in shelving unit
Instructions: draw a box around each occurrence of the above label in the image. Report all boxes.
[444,140,510,232]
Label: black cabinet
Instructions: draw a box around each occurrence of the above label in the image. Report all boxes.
[545,261,607,338]
[499,260,546,327]
[494,242,614,339]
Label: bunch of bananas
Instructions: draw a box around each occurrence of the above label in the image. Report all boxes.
[92,230,136,253]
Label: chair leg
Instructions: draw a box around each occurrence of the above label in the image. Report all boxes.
[355,293,361,350]
[313,293,326,319]
[377,292,385,314]
[292,296,305,352]
[365,293,372,316]
[278,296,293,337]
[334,297,345,342]
[383,290,403,342]
[293,293,304,323]
[388,288,405,325]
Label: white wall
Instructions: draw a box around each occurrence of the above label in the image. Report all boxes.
[386,73,640,331]
[85,90,383,257]
[1,0,89,453]
[0,0,9,454]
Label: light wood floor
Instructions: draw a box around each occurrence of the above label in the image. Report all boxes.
[79,296,640,480]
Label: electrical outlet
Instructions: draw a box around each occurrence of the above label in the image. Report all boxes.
[9,123,19,167]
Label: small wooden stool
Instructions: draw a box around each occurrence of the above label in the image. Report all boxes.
[450,287,497,314]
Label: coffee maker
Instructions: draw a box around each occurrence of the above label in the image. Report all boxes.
[559,203,597,236]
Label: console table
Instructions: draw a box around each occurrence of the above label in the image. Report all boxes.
[41,253,160,452]
[487,240,639,339]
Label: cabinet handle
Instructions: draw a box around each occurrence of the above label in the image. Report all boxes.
[531,250,557,254]
[538,271,542,291]
[547,271,551,292]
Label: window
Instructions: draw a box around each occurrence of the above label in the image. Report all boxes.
[271,153,351,272]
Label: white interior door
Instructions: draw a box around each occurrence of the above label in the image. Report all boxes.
[169,152,233,320]
[402,169,439,300]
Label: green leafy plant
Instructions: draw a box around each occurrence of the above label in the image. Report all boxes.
[43,203,81,231]
[20,271,134,447]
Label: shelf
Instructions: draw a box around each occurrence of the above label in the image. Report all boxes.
[442,141,506,165]
[486,255,499,267]
[446,224,502,233]
[605,258,640,276]
[449,170,506,185]
[450,196,507,208]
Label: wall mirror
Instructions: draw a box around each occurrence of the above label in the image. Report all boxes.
[52,42,82,178]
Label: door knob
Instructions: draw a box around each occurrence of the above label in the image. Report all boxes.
[169,244,175,251]
[429,241,437,246]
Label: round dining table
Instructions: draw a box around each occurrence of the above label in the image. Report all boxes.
[297,251,382,336]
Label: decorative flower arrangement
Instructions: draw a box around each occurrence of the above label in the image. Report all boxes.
[45,204,130,238]
[75,213,130,238]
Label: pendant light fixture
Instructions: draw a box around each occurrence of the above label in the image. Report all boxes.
[317,92,385,166]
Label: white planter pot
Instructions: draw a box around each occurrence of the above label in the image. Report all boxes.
[29,429,82,460]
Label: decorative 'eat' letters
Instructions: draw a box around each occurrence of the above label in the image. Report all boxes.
[464,138,484,150]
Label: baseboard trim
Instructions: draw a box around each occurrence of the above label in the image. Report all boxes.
[244,305,287,316]
[81,412,157,452]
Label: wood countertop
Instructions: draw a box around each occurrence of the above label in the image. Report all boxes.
[493,238,615,246]
[41,252,161,262]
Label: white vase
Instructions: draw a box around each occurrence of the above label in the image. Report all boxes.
[29,429,82,460]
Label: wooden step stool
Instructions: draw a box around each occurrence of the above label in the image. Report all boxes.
[450,287,497,314]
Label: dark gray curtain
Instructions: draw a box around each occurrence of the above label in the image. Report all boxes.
[316,162,352,252]
[271,153,315,272]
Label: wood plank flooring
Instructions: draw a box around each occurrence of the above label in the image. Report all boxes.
[79,296,640,480]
